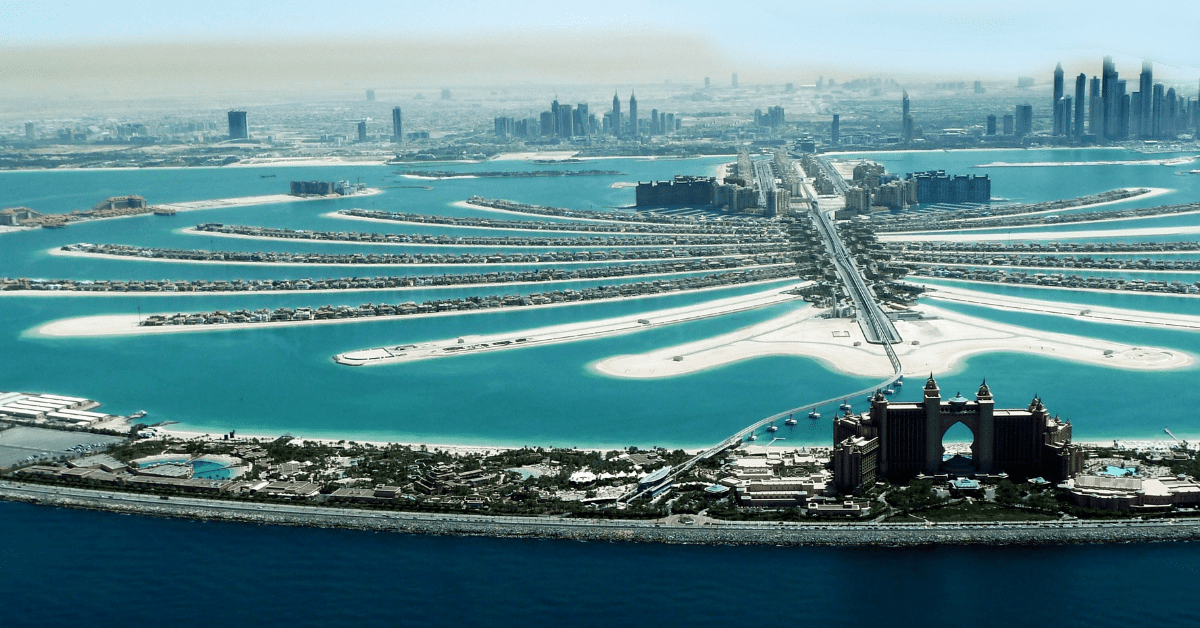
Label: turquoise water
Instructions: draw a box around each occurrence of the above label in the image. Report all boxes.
[3,150,1200,446]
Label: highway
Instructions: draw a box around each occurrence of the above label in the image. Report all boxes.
[619,191,903,503]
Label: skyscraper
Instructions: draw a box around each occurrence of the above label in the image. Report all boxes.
[1074,73,1086,139]
[1053,62,1065,135]
[1139,61,1154,138]
[832,114,840,145]
[901,91,912,142]
[629,93,638,138]
[1102,56,1120,140]
[1014,104,1033,137]
[392,107,403,142]
[227,111,248,140]
[612,93,621,136]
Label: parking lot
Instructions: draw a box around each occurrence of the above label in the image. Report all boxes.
[0,424,126,469]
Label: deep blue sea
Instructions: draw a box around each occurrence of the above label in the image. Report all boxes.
[5,150,1200,625]
[2,500,1198,628]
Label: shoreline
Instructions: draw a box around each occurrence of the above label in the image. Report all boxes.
[327,210,722,237]
[177,225,742,249]
[4,481,1199,547]
[47,245,766,268]
[29,276,802,338]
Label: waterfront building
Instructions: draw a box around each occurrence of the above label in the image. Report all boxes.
[635,176,716,207]
[907,170,990,204]
[1014,104,1033,137]
[1074,73,1086,139]
[392,107,403,143]
[832,378,1084,493]
[1053,62,1065,135]
[629,93,638,138]
[227,111,248,140]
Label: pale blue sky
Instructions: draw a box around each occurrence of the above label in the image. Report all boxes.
[2,0,1198,82]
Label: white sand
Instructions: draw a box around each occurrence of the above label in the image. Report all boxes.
[592,300,1193,380]
[488,151,579,162]
[335,286,806,366]
[31,278,804,338]
[225,157,391,168]
[152,188,382,213]
[915,283,1200,331]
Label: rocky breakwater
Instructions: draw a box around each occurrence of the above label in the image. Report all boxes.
[4,482,1199,547]
[136,266,797,327]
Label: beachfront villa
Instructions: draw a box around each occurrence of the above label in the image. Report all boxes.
[832,377,1084,492]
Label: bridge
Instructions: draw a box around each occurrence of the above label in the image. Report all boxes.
[619,196,903,503]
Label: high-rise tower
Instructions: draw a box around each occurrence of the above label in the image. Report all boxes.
[1053,62,1065,135]
[612,93,621,136]
[1139,60,1154,138]
[901,91,912,142]
[1074,73,1086,139]
[629,93,638,138]
[227,111,248,140]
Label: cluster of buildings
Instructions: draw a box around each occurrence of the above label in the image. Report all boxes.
[831,378,1084,494]
[494,93,682,140]
[1049,57,1199,142]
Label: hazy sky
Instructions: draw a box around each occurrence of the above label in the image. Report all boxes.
[3,0,1198,99]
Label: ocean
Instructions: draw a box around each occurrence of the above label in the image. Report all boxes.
[5,149,1200,624]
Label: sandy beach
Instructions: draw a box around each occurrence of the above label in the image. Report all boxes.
[592,299,1193,380]
[30,277,803,338]
[915,283,1200,331]
[334,286,806,366]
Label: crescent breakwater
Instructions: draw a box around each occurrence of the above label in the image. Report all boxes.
[337,208,770,236]
[188,222,786,247]
[6,481,1200,547]
[56,242,790,266]
[0,260,791,295]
